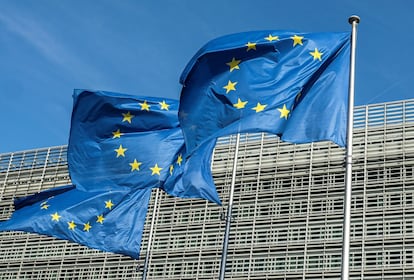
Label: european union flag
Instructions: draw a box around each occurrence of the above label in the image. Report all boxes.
[69,90,181,191]
[179,31,351,153]
[68,90,220,204]
[0,185,152,259]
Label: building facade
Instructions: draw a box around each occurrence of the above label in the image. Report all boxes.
[1,99,414,279]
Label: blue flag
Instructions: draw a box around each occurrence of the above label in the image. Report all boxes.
[179,31,351,153]
[68,90,220,204]
[0,185,151,259]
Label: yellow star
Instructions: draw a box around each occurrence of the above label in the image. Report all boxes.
[233,98,248,109]
[310,48,323,61]
[291,35,304,46]
[122,111,134,123]
[114,145,127,157]
[252,102,267,113]
[223,80,237,94]
[278,104,290,119]
[139,100,151,111]
[51,212,61,222]
[105,200,114,210]
[83,222,92,232]
[129,159,142,171]
[226,57,241,72]
[68,221,76,230]
[96,215,105,224]
[176,154,183,166]
[150,163,163,176]
[159,100,170,110]
[112,129,123,139]
[246,42,257,51]
[265,34,279,42]
[169,165,174,175]
[41,202,49,210]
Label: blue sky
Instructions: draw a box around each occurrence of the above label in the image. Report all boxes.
[0,0,412,153]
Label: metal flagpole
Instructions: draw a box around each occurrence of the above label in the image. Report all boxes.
[341,15,360,280]
[142,188,161,280]
[219,133,241,280]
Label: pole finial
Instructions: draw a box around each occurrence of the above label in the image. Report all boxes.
[348,15,360,24]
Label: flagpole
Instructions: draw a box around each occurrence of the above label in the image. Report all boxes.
[142,188,160,280]
[341,15,360,280]
[219,133,241,280]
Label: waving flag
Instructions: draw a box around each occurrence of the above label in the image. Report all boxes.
[68,90,220,204]
[179,31,351,153]
[0,185,151,259]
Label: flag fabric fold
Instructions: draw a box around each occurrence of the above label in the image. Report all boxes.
[179,30,351,154]
[68,89,220,204]
[163,139,218,202]
[0,185,152,259]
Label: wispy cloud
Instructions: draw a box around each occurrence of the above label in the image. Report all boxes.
[0,12,106,85]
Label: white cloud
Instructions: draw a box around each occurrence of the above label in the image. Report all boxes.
[0,12,106,85]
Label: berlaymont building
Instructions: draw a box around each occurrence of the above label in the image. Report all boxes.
[1,98,414,280]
